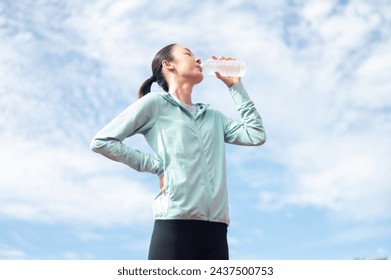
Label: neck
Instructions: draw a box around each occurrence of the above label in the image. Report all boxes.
[168,83,194,106]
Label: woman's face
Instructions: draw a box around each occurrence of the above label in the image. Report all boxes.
[169,45,203,84]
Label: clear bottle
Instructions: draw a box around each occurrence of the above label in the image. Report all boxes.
[201,59,246,77]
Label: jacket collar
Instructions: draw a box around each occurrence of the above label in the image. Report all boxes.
[157,92,210,119]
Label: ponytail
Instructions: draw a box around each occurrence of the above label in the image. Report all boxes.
[137,73,170,98]
[138,76,156,98]
[137,43,176,98]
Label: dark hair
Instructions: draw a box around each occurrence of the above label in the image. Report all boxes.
[137,43,176,98]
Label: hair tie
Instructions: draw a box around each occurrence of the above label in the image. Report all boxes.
[150,75,157,82]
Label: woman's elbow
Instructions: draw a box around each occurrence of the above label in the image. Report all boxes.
[90,138,104,153]
[253,131,267,146]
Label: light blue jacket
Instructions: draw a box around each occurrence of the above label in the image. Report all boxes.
[90,82,266,225]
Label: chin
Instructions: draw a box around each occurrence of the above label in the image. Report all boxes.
[195,74,204,84]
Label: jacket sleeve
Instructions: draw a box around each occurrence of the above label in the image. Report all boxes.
[222,82,266,146]
[90,94,164,176]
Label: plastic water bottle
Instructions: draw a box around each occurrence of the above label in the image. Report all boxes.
[201,59,246,77]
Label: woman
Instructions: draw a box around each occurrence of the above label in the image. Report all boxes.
[90,43,266,260]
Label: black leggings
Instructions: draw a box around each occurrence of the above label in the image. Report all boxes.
[148,219,229,260]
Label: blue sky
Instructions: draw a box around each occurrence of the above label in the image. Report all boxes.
[0,0,390,260]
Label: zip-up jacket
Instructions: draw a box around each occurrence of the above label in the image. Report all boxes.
[90,82,266,225]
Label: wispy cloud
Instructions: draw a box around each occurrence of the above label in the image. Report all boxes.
[251,0,391,222]
[0,244,26,259]
[0,138,154,225]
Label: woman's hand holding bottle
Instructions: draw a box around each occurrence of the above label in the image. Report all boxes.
[209,55,242,88]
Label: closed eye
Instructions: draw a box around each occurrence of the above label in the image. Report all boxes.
[183,48,195,57]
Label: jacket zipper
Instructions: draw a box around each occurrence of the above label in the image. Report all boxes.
[173,100,213,221]
[192,117,212,221]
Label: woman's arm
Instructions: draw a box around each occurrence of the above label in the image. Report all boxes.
[221,82,266,146]
[212,56,266,146]
[90,94,164,176]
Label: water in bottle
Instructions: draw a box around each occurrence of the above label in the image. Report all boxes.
[201,59,246,77]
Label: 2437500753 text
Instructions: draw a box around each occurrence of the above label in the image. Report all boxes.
[209,266,273,276]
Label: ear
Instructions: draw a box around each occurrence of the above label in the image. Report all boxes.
[162,60,175,70]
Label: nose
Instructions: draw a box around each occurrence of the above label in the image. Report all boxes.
[196,57,201,64]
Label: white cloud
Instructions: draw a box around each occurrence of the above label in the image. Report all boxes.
[327,224,391,245]
[0,138,155,226]
[354,40,391,107]
[231,0,391,223]
[286,133,390,220]
[0,0,161,227]
[0,244,26,259]
[301,0,334,22]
